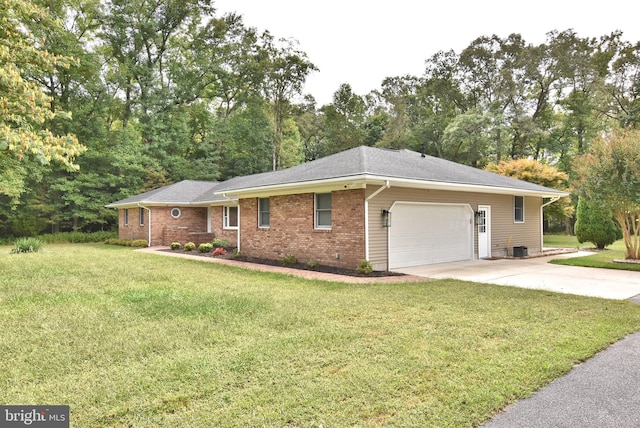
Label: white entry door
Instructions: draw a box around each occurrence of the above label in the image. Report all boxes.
[477,205,491,259]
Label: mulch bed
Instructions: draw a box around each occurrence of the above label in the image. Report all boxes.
[160,248,404,278]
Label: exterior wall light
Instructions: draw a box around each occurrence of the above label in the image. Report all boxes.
[381,209,392,227]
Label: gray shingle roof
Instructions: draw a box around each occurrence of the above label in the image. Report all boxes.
[107,147,567,208]
[105,180,226,207]
[214,146,567,196]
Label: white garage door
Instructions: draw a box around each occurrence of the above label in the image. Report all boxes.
[389,203,473,269]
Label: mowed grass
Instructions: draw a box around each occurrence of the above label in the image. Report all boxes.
[545,235,640,271]
[1,244,640,427]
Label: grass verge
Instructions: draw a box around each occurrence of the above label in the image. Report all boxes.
[1,244,640,427]
[545,235,640,271]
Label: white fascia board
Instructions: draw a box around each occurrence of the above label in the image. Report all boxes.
[105,200,234,209]
[213,174,568,199]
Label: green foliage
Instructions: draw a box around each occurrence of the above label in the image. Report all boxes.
[356,259,373,275]
[104,238,148,248]
[574,129,640,259]
[280,254,298,266]
[170,242,181,250]
[575,197,621,249]
[230,248,241,259]
[211,238,230,248]
[183,242,196,251]
[10,237,44,254]
[198,243,214,253]
[305,261,319,269]
[40,231,117,243]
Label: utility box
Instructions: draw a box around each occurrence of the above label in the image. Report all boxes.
[513,246,528,257]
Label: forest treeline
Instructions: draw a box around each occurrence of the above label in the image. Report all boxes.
[1,0,639,236]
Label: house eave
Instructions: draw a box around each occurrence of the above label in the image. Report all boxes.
[213,174,569,199]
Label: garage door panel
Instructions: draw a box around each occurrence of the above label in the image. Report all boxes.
[389,204,473,269]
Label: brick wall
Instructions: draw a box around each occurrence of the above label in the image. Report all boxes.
[239,189,366,269]
[209,206,239,246]
[117,207,211,246]
[117,208,148,242]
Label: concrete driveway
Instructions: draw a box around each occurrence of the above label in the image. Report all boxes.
[395,251,640,300]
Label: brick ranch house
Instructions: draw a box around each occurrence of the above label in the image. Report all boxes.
[106,146,567,271]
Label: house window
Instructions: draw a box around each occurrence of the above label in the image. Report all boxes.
[139,208,145,226]
[170,208,181,219]
[124,209,129,226]
[258,198,270,228]
[514,196,524,223]
[315,193,332,229]
[224,206,238,229]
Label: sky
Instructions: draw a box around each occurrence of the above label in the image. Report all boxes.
[214,0,640,106]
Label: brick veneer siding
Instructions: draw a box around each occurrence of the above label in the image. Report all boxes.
[117,207,212,246]
[117,208,148,242]
[239,189,366,269]
[209,206,239,246]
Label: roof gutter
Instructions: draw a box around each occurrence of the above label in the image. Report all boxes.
[365,181,391,262]
[214,174,568,199]
[542,196,561,208]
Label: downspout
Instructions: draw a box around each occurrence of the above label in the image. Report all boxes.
[138,203,152,247]
[364,181,391,261]
[540,196,561,251]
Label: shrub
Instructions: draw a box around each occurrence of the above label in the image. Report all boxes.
[306,261,320,269]
[104,238,148,248]
[212,247,227,257]
[575,197,621,249]
[230,249,241,259]
[199,243,214,253]
[10,237,44,254]
[356,259,373,275]
[184,242,196,251]
[212,238,230,248]
[40,231,117,243]
[170,242,181,250]
[281,254,298,266]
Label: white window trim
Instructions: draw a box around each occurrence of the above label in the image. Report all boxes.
[514,196,525,223]
[223,206,239,230]
[124,208,129,226]
[139,208,145,226]
[258,198,270,229]
[314,193,332,230]
[170,207,181,219]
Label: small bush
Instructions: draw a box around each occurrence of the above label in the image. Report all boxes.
[184,242,196,251]
[212,247,227,257]
[281,254,298,266]
[10,237,44,254]
[104,238,148,248]
[306,261,319,269]
[170,242,181,250]
[356,259,373,275]
[212,238,230,248]
[199,243,214,253]
[230,249,241,259]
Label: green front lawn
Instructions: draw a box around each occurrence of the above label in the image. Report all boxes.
[544,235,640,271]
[1,244,640,427]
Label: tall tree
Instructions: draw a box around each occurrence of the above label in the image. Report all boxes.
[574,128,640,259]
[260,34,317,170]
[0,0,86,173]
